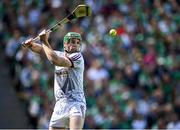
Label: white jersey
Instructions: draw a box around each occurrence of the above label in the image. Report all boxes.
[53,51,86,104]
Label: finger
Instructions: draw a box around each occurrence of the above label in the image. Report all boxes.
[39,29,46,36]
[21,38,32,48]
[21,43,28,49]
[25,38,32,44]
[21,42,26,47]
[47,30,51,38]
[46,30,51,35]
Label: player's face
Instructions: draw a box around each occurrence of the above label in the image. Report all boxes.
[65,38,81,53]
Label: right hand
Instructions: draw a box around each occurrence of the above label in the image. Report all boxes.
[21,38,33,48]
[39,29,49,43]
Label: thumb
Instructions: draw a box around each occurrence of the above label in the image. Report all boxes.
[39,29,46,36]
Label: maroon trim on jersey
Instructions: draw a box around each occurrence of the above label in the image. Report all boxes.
[71,54,81,61]
[65,54,74,68]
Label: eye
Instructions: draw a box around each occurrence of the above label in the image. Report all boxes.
[70,38,80,44]
[76,39,80,44]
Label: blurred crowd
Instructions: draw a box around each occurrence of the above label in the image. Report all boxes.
[0,0,180,129]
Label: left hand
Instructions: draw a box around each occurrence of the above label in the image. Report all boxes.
[39,29,49,43]
[21,38,33,48]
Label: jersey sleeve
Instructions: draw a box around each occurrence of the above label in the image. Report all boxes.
[67,52,83,68]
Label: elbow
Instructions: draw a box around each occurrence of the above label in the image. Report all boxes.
[48,53,58,64]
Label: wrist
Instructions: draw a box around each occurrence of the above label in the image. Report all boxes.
[43,40,49,45]
[28,42,33,49]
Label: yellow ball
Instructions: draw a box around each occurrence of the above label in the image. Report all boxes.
[109,29,117,36]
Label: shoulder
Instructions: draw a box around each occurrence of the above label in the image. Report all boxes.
[68,52,83,61]
[67,52,84,68]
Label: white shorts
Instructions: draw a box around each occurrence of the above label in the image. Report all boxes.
[49,100,86,128]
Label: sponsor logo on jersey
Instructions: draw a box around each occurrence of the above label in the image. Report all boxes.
[55,68,68,76]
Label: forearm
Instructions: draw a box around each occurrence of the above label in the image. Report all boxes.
[42,42,55,62]
[42,41,71,67]
[39,29,71,67]
[29,42,43,54]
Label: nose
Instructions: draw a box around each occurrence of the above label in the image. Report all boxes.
[72,40,77,44]
[71,39,80,45]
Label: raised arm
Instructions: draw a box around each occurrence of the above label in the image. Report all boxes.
[22,38,44,55]
[39,30,72,67]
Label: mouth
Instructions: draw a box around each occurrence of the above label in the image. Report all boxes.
[69,46,77,52]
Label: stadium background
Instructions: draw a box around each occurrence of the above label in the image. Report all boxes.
[0,0,180,129]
